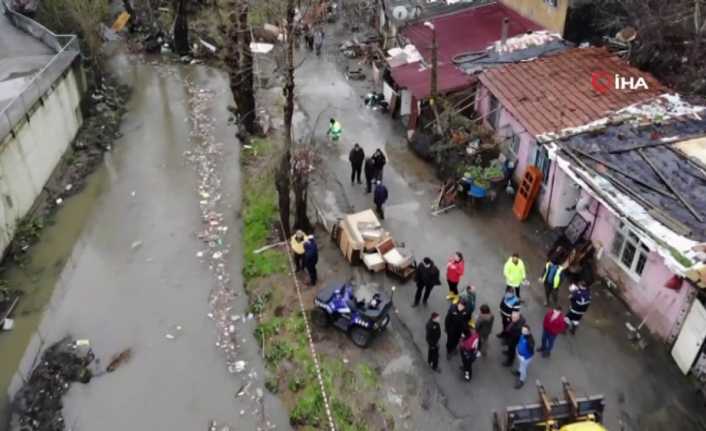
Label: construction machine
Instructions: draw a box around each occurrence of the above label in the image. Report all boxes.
[493,378,606,431]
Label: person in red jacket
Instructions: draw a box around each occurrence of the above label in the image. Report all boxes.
[446,252,465,296]
[538,305,567,358]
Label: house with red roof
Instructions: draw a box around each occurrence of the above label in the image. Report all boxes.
[382,1,565,132]
[476,46,706,348]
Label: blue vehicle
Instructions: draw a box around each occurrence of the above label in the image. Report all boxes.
[312,282,392,348]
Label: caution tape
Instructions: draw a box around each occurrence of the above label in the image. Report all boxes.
[280,222,336,431]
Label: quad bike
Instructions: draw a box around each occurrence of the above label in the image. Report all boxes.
[312,282,392,348]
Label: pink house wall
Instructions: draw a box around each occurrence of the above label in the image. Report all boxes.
[475,85,534,184]
[475,84,691,340]
[578,192,691,339]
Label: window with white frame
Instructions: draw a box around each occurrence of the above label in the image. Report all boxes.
[611,222,650,278]
[533,146,551,185]
[500,126,520,158]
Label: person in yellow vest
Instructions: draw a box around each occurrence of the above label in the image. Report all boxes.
[540,259,564,307]
[290,230,306,272]
[327,118,342,142]
[504,252,527,301]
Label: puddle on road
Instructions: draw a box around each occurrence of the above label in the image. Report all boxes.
[0,166,108,425]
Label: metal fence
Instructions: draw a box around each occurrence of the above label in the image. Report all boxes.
[0,0,80,142]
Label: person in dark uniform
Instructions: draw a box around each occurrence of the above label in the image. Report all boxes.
[566,281,591,334]
[426,312,442,372]
[303,236,319,285]
[413,257,441,307]
[498,286,521,334]
[364,157,376,193]
[445,300,471,359]
[348,143,365,184]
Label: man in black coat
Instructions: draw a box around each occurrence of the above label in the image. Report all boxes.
[445,300,470,359]
[371,149,387,180]
[413,257,441,307]
[426,312,442,372]
[364,157,376,193]
[349,143,365,185]
[500,311,525,367]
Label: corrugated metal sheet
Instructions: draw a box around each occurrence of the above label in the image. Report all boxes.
[478,47,666,136]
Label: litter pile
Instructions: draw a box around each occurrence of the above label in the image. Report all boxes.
[10,338,94,431]
[179,69,274,429]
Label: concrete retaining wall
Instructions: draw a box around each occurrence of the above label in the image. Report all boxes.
[0,64,83,256]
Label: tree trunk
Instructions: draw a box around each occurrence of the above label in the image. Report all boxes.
[276,151,292,238]
[236,0,257,134]
[293,176,311,232]
[276,0,297,238]
[173,0,190,55]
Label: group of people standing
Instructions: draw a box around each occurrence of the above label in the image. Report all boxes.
[421,252,593,388]
[304,25,325,56]
[348,141,389,219]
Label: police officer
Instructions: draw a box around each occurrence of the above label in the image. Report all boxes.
[426,312,442,372]
[498,286,521,333]
[566,281,591,334]
[327,118,342,142]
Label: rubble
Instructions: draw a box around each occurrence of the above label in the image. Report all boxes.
[10,337,95,431]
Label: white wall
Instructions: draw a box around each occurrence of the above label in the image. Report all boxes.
[0,67,83,255]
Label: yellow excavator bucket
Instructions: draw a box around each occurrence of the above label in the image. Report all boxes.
[560,422,608,431]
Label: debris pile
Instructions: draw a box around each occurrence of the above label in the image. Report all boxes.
[11,337,94,431]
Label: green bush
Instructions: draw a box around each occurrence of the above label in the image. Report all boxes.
[265,341,294,367]
[254,317,284,344]
[289,384,323,426]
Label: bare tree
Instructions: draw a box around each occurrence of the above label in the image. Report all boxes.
[275,0,296,238]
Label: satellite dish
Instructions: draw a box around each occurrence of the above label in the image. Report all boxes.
[392,6,408,21]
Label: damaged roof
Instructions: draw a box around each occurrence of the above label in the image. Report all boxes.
[390,1,546,99]
[558,117,706,242]
[402,2,543,64]
[478,47,666,137]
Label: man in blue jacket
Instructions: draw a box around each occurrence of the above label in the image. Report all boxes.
[513,324,535,389]
[373,180,389,219]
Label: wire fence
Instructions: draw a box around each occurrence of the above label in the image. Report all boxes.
[0,0,80,142]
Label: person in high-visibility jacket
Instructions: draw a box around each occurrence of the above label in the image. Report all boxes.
[327,118,342,142]
[503,253,527,300]
[540,259,564,307]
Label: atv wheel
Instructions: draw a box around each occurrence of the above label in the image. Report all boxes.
[378,314,391,330]
[350,327,373,348]
[311,308,330,327]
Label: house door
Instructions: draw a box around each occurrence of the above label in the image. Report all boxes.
[672,299,706,375]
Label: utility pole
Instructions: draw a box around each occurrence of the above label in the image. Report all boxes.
[424,21,444,136]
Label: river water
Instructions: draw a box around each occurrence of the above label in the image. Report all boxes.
[1,54,290,430]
